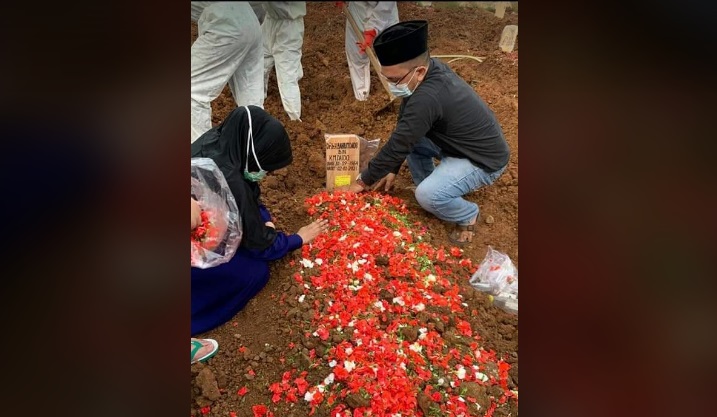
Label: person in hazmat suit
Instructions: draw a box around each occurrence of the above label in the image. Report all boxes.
[191,2,264,143]
[340,1,399,101]
[248,1,266,24]
[262,2,306,121]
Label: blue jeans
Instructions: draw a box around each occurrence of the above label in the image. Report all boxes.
[407,137,506,224]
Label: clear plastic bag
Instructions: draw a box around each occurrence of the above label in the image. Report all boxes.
[470,247,518,313]
[191,158,242,269]
[359,136,380,172]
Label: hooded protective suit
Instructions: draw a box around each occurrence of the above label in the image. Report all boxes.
[262,2,306,121]
[248,1,266,24]
[191,2,264,143]
[345,2,399,101]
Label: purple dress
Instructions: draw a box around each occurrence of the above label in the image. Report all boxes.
[191,205,302,336]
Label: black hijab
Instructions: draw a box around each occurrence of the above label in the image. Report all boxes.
[191,105,293,251]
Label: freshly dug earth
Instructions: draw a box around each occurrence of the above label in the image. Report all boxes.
[191,2,518,416]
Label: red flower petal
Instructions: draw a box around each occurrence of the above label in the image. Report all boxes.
[294,377,309,395]
[251,404,268,417]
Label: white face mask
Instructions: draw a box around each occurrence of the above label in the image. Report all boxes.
[387,67,420,98]
[242,106,267,182]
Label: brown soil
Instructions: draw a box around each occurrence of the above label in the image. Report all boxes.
[191,3,518,416]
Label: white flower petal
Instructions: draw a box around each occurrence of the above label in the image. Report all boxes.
[475,372,489,382]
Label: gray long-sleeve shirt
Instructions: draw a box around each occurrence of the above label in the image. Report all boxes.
[360,58,510,185]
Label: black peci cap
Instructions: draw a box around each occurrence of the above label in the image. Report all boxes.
[373,20,429,66]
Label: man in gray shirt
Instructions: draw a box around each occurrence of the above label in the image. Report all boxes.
[346,20,510,245]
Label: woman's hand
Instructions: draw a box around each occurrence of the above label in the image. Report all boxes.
[296,219,329,244]
[191,198,201,230]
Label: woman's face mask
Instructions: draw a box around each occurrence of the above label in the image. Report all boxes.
[242,106,267,182]
[243,169,266,182]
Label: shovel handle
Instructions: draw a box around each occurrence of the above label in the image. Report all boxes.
[343,4,395,101]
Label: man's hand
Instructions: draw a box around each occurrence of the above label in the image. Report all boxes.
[371,173,396,192]
[191,198,201,230]
[338,182,366,194]
[357,28,377,54]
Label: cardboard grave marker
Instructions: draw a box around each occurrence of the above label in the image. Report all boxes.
[325,134,361,191]
[499,25,518,52]
[495,2,507,19]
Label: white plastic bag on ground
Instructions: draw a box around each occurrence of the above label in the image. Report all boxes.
[470,246,518,313]
[191,158,242,268]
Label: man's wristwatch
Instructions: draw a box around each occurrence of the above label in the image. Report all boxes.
[355,173,368,190]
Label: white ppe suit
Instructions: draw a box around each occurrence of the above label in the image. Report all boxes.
[345,2,399,101]
[191,2,264,143]
[262,2,306,121]
[248,1,266,24]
